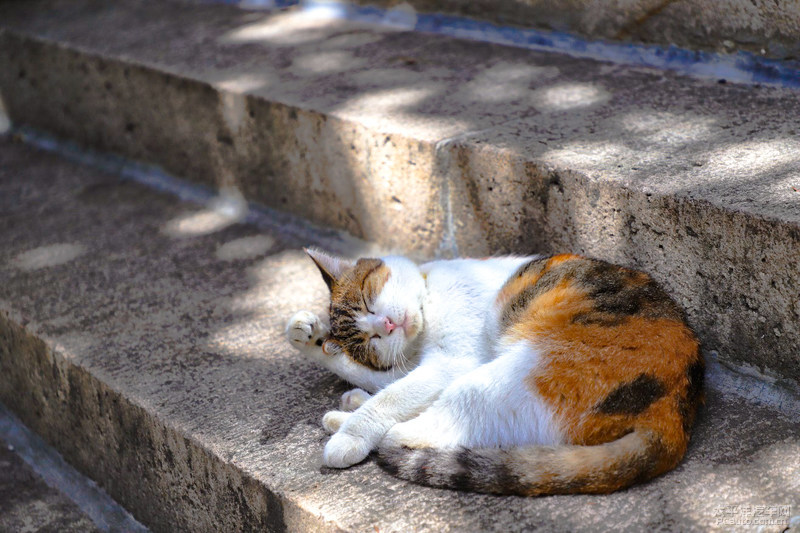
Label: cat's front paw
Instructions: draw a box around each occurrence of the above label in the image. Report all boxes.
[286,310,329,351]
[340,388,371,411]
[323,431,371,468]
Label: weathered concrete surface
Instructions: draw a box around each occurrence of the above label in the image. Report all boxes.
[440,82,800,387]
[0,437,101,533]
[1,138,800,532]
[0,400,150,532]
[0,0,799,383]
[349,0,800,59]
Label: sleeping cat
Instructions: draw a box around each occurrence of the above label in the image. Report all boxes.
[286,248,704,495]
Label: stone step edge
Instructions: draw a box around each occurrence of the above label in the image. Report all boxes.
[18,125,800,399]
[0,306,343,532]
[2,133,799,531]
[3,298,800,532]
[236,0,800,87]
[0,400,149,533]
[2,24,799,386]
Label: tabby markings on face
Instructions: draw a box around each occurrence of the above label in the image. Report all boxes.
[328,258,393,371]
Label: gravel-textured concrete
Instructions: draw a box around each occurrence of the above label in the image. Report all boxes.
[348,0,800,59]
[1,138,799,532]
[0,437,100,533]
[0,0,798,383]
[0,400,149,533]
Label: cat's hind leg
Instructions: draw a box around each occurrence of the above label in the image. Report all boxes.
[382,340,563,451]
[324,356,480,468]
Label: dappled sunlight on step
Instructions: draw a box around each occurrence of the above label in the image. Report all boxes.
[703,139,800,180]
[535,109,800,201]
[0,94,9,134]
[216,235,276,262]
[532,82,610,112]
[334,85,466,135]
[214,72,277,94]
[219,8,397,48]
[540,139,639,169]
[10,243,86,271]
[457,62,560,104]
[163,209,239,238]
[205,250,330,356]
[618,111,717,146]
[292,50,369,75]
[162,188,248,238]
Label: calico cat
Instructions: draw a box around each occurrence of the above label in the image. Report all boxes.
[286,248,704,495]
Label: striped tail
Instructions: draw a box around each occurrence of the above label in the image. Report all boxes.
[377,428,676,495]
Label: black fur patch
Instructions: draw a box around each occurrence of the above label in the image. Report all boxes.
[502,256,683,331]
[630,432,666,486]
[571,313,626,327]
[596,374,667,415]
[449,448,477,490]
[375,449,402,477]
[570,258,683,326]
[490,453,523,494]
[514,256,551,279]
[412,448,436,485]
[686,358,705,402]
[679,358,706,433]
[500,258,551,328]
[500,256,590,328]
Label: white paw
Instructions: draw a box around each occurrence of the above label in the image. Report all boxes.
[340,388,371,411]
[323,431,372,468]
[321,410,350,434]
[286,310,329,350]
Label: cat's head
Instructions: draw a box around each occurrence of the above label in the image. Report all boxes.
[305,248,425,371]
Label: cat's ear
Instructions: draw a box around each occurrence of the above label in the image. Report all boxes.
[304,248,354,291]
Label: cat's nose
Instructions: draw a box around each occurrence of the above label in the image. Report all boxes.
[382,317,397,335]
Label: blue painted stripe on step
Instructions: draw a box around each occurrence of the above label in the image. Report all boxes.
[213,0,800,89]
[0,402,150,533]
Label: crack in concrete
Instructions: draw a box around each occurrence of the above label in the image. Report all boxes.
[433,125,504,258]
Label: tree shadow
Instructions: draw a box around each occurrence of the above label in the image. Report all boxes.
[2,1,800,529]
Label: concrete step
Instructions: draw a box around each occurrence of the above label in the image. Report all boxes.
[0,436,101,533]
[1,0,799,388]
[0,402,148,532]
[341,0,800,61]
[1,137,799,532]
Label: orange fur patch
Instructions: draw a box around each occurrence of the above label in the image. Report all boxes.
[501,255,701,479]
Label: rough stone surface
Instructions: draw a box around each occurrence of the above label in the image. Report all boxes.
[0,0,799,383]
[440,80,800,386]
[1,138,799,532]
[349,0,800,59]
[0,437,101,533]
